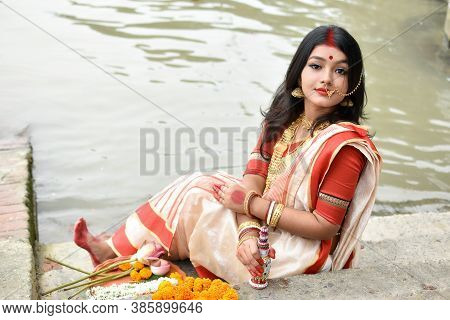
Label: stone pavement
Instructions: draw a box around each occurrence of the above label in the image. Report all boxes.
[0,136,38,299]
[38,211,450,300]
[238,211,450,299]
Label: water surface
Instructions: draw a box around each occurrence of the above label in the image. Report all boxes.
[0,0,449,242]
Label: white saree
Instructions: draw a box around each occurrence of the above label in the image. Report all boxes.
[107,123,382,285]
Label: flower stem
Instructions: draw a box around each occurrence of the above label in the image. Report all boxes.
[42,259,134,296]
[67,286,89,300]
[67,271,131,300]
[63,270,130,291]
[45,256,91,275]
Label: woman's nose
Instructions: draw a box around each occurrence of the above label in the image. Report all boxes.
[321,70,334,86]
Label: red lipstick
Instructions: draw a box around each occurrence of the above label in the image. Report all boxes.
[315,88,328,96]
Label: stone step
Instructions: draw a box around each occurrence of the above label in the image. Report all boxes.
[0,136,37,300]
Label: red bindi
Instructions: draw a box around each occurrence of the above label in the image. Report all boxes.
[329,55,333,60]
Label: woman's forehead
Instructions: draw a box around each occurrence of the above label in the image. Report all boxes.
[308,44,347,62]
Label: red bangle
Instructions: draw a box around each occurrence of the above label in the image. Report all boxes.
[245,192,260,218]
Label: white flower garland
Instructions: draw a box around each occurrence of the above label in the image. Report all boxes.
[87,277,178,300]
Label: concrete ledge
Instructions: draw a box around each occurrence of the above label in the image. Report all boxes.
[0,239,38,299]
[0,136,38,299]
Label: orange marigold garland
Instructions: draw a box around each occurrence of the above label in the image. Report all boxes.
[152,272,239,300]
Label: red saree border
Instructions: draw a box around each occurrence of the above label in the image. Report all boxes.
[136,201,174,250]
[110,224,137,256]
[304,124,377,273]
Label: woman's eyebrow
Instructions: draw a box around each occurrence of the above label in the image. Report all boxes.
[308,56,348,64]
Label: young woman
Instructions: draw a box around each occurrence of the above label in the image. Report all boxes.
[74,25,381,285]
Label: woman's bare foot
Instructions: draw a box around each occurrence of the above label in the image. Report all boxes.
[73,217,116,266]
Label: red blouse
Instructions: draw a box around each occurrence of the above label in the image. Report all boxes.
[243,130,366,226]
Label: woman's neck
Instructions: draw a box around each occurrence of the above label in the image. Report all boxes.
[303,100,335,123]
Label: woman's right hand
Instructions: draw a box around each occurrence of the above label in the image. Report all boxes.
[236,235,276,277]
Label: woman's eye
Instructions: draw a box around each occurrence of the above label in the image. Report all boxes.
[336,68,347,75]
[309,64,321,70]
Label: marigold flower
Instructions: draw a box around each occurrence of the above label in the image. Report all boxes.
[211,279,223,288]
[174,286,194,300]
[152,291,163,300]
[193,278,203,292]
[130,270,142,282]
[183,277,195,290]
[139,267,152,280]
[207,286,221,300]
[153,275,233,300]
[133,261,145,271]
[169,272,183,284]
[160,286,175,300]
[118,263,132,271]
[202,278,212,290]
[158,280,174,291]
[218,283,230,296]
[222,288,239,300]
[169,272,182,279]
[198,290,210,300]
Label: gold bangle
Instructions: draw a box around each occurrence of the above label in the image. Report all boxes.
[237,235,258,249]
[238,221,260,233]
[238,226,260,239]
[244,190,259,217]
[266,201,276,225]
[269,203,284,228]
[270,204,284,228]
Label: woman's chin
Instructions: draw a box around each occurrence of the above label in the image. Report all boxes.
[305,98,339,109]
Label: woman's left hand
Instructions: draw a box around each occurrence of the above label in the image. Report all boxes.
[212,182,250,215]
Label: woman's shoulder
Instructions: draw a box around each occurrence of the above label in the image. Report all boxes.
[328,121,380,158]
[333,121,370,138]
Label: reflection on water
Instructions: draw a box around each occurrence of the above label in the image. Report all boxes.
[0,0,449,242]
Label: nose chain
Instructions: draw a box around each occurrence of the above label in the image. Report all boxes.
[323,71,363,98]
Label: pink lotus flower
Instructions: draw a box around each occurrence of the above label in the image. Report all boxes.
[131,241,165,265]
[150,259,171,276]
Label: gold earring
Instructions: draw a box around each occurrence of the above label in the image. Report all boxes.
[340,98,353,107]
[291,87,305,98]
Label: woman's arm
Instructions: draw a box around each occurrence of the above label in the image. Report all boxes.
[248,146,366,240]
[249,198,339,240]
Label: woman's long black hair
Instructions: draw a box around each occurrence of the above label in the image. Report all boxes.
[259,25,367,160]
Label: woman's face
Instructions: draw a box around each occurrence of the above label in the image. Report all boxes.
[300,44,349,110]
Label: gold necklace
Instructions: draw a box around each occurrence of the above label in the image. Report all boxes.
[263,114,329,194]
